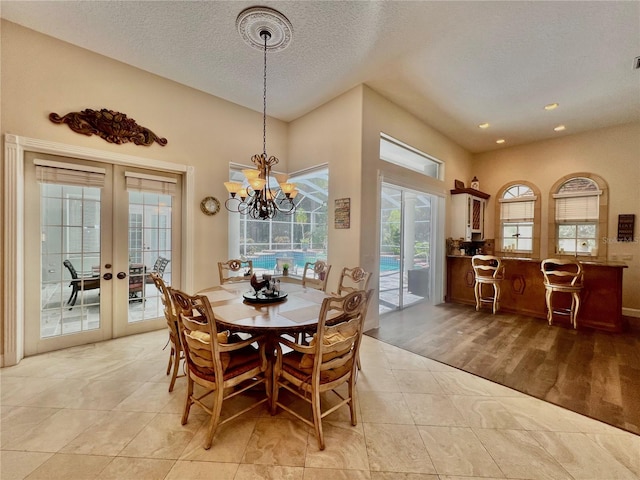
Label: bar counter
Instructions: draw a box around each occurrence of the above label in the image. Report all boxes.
[446,255,628,332]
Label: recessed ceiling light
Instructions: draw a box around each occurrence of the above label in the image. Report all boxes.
[554,125,566,132]
[478,122,490,129]
[496,139,506,144]
[544,103,559,111]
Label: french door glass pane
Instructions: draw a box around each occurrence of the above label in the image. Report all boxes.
[40,183,101,338]
[127,191,172,323]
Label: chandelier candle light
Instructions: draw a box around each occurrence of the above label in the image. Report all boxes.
[225,7,297,220]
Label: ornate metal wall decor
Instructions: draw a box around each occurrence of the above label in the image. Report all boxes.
[49,109,168,146]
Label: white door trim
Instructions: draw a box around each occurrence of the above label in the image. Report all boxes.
[2,134,195,366]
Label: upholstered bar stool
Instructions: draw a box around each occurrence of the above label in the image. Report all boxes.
[541,258,583,329]
[471,255,504,314]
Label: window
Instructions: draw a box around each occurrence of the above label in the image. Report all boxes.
[230,166,328,273]
[380,134,441,179]
[553,177,601,255]
[500,184,536,253]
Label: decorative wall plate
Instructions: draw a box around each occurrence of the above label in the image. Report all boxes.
[200,196,220,216]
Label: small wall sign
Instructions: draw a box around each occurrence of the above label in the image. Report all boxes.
[335,198,351,229]
[617,214,635,242]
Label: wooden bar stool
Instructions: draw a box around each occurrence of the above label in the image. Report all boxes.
[541,259,583,329]
[471,255,504,314]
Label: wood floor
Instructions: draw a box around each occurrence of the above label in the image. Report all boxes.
[367,301,640,435]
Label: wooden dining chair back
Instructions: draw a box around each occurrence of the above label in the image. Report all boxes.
[63,259,101,307]
[218,259,253,284]
[541,258,583,329]
[150,273,184,392]
[168,287,270,449]
[302,260,332,292]
[471,255,504,314]
[335,266,372,295]
[271,288,373,450]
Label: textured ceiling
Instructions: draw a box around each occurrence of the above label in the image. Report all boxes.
[1,0,639,153]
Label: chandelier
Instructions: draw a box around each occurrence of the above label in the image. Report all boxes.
[224,7,297,220]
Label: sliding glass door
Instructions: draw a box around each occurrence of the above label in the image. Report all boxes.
[379,183,435,314]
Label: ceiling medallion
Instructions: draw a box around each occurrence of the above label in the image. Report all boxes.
[236,6,293,52]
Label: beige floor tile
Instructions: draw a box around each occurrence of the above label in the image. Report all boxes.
[587,431,640,477]
[5,409,107,452]
[403,393,467,427]
[59,411,155,456]
[165,460,238,479]
[1,406,59,448]
[0,377,67,406]
[370,474,438,480]
[113,381,173,412]
[24,378,142,410]
[383,350,433,370]
[420,358,460,373]
[450,395,524,429]
[236,464,305,479]
[0,451,53,480]
[392,370,444,394]
[356,369,400,392]
[303,467,371,479]
[24,453,112,480]
[530,430,638,479]
[119,413,201,459]
[96,457,175,479]
[432,371,522,397]
[417,425,502,477]
[473,428,573,480]
[305,421,369,470]
[363,423,436,474]
[179,415,258,462]
[241,417,310,466]
[358,391,414,424]
[437,476,506,480]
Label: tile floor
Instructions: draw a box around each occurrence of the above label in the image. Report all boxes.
[1,329,639,479]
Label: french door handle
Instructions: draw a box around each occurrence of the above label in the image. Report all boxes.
[103,273,113,280]
[116,272,127,280]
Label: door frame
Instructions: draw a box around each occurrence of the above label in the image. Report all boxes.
[2,134,195,366]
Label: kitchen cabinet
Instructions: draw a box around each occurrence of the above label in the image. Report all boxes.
[450,188,490,241]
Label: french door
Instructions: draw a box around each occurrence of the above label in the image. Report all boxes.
[23,152,181,355]
[379,183,437,314]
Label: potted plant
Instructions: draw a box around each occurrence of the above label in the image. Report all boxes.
[282,263,290,276]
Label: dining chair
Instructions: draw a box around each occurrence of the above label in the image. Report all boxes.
[271,289,373,450]
[63,259,101,307]
[471,255,504,314]
[541,258,583,329]
[334,266,372,295]
[128,264,145,301]
[169,287,270,449]
[302,260,332,292]
[146,256,170,284]
[218,259,253,284]
[150,273,184,392]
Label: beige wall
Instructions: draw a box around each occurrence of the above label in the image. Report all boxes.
[287,86,364,295]
[1,20,289,295]
[473,122,640,311]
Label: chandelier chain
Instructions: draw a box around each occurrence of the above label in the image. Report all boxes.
[262,31,268,157]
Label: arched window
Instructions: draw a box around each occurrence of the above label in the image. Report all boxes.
[496,182,540,257]
[553,176,602,256]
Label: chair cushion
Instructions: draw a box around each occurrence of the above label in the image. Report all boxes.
[283,351,352,383]
[189,345,262,383]
[299,321,358,370]
[186,330,230,370]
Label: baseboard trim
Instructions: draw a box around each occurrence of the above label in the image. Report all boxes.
[622,307,640,318]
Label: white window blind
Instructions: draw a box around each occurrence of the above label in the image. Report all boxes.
[500,199,535,221]
[34,159,105,188]
[125,171,177,196]
[555,195,599,222]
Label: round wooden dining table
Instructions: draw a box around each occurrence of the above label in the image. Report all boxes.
[197,280,338,335]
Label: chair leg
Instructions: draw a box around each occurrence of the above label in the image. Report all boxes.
[311,389,325,450]
[181,376,194,425]
[572,292,581,329]
[545,289,553,325]
[168,345,181,393]
[166,346,174,376]
[493,283,501,314]
[348,377,357,426]
[204,388,225,450]
[474,282,481,311]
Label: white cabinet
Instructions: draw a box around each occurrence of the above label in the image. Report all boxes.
[451,190,489,241]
